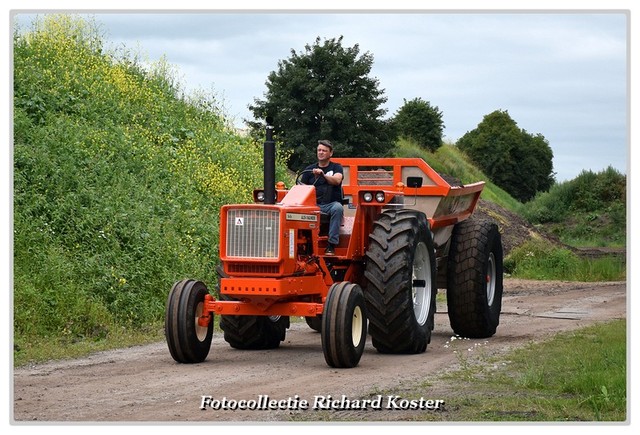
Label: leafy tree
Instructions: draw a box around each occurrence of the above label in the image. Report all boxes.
[248,36,395,171]
[393,97,444,151]
[457,110,555,202]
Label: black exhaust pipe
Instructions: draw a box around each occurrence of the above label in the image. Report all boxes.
[263,117,276,204]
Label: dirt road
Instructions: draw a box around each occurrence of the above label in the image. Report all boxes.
[12,278,626,423]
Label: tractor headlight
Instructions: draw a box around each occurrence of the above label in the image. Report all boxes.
[375,192,386,203]
[255,191,265,202]
[363,192,373,202]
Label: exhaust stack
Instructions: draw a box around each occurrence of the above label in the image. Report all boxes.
[263,118,276,205]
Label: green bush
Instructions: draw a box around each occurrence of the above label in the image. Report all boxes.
[522,167,626,247]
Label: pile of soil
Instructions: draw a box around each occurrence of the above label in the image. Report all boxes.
[473,199,548,256]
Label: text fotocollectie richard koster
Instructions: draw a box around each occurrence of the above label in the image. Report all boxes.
[200,394,445,411]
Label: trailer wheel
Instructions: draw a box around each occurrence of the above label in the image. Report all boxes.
[165,279,213,363]
[446,218,504,338]
[364,210,437,354]
[321,282,368,368]
[305,315,322,332]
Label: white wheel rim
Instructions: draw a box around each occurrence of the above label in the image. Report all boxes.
[412,241,431,326]
[486,252,496,306]
[194,301,208,341]
[351,305,363,347]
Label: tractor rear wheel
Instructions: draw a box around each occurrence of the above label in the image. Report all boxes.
[364,210,437,354]
[219,304,290,350]
[215,267,290,349]
[305,316,322,332]
[446,218,504,338]
[165,279,213,363]
[321,282,368,368]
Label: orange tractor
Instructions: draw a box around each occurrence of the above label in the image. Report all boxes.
[165,124,504,368]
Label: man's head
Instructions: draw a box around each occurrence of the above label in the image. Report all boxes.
[317,140,333,163]
[318,139,333,151]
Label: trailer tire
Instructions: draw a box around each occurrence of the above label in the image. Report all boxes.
[321,282,367,368]
[165,279,213,363]
[364,210,437,354]
[447,218,504,338]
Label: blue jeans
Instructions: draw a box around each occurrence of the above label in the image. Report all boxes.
[319,201,344,245]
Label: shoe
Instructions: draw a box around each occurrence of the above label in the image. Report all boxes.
[325,244,335,255]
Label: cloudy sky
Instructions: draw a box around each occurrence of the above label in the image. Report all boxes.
[11,5,630,183]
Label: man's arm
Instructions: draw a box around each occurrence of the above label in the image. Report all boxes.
[323,172,343,186]
[311,168,343,185]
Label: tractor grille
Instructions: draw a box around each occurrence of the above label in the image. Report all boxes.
[226,209,280,259]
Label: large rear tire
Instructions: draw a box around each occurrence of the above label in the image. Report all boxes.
[305,316,322,332]
[364,210,437,354]
[321,282,368,368]
[446,218,504,338]
[214,267,290,349]
[220,303,290,350]
[165,279,213,363]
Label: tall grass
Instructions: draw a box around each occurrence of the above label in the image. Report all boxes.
[522,167,626,247]
[504,238,625,281]
[501,319,626,421]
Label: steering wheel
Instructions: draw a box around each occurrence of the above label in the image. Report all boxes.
[295,169,315,185]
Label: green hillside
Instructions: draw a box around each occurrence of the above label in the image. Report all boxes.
[13,15,292,361]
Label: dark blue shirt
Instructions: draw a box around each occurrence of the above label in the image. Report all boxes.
[301,161,344,205]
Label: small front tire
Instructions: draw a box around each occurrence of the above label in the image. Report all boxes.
[165,279,213,363]
[321,282,368,368]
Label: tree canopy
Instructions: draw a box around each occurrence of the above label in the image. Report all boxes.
[392,97,444,152]
[457,110,555,202]
[248,36,395,171]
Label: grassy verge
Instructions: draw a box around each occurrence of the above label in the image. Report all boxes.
[434,319,627,421]
[13,322,164,367]
[505,239,626,282]
[291,319,627,422]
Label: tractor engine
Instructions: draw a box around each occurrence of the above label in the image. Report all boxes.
[219,199,322,279]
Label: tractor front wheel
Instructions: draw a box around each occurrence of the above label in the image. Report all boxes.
[165,279,213,363]
[321,282,367,368]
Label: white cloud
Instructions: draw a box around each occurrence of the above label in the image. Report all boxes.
[11,11,628,182]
